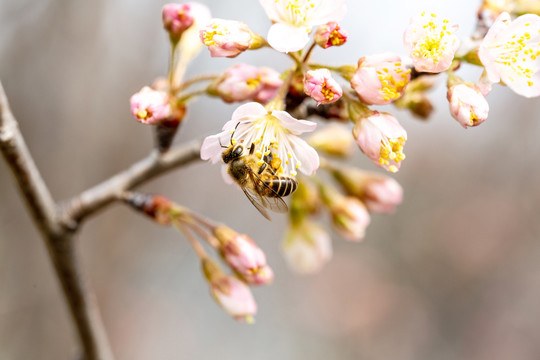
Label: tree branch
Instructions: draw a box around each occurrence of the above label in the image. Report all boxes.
[0,81,114,360]
[61,138,202,228]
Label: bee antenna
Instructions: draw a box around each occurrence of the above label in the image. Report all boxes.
[229,122,242,145]
[218,137,227,149]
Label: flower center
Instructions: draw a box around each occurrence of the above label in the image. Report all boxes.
[379,136,406,173]
[377,64,411,101]
[277,0,317,25]
[329,28,346,46]
[412,13,452,63]
[491,25,540,86]
[137,109,151,120]
[202,24,228,46]
[246,77,261,90]
[320,83,336,101]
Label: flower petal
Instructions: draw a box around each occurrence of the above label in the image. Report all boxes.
[288,136,320,175]
[311,0,346,25]
[229,102,268,125]
[258,0,280,22]
[271,110,317,135]
[201,132,228,163]
[267,23,310,53]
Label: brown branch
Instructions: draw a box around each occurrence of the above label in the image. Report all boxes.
[0,81,114,360]
[61,138,202,228]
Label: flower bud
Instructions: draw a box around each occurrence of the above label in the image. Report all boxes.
[213,226,273,285]
[314,22,348,49]
[213,63,282,104]
[352,111,407,173]
[202,258,257,323]
[331,167,403,214]
[162,3,195,41]
[319,183,371,242]
[130,86,171,125]
[282,219,332,274]
[447,83,489,128]
[303,69,342,105]
[307,123,354,157]
[200,19,254,58]
[351,53,411,105]
[122,193,174,225]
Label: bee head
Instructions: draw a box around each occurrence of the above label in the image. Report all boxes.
[222,144,245,163]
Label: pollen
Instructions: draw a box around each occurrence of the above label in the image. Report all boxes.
[320,83,336,101]
[136,109,150,120]
[202,24,228,46]
[377,65,411,101]
[378,136,406,170]
[246,77,261,90]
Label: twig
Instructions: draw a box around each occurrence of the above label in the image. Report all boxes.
[61,138,202,228]
[0,81,114,360]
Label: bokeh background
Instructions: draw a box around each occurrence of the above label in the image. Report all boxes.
[2,0,540,359]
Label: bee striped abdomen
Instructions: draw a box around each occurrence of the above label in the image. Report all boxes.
[265,176,298,197]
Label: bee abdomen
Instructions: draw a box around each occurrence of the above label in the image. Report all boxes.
[265,176,298,197]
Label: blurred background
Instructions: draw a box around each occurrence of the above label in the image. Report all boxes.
[2,0,540,359]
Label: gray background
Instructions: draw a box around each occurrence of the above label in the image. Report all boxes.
[2,0,540,359]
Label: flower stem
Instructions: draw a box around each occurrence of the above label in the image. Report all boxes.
[173,218,207,258]
[178,74,219,92]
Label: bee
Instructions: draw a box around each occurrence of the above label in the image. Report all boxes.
[222,141,298,220]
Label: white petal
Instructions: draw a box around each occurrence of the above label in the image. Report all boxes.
[311,0,346,25]
[267,23,310,53]
[478,70,494,96]
[288,136,320,175]
[271,110,317,135]
[258,0,280,22]
[200,132,228,163]
[230,102,267,124]
[505,72,540,98]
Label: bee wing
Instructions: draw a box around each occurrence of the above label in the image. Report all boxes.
[241,187,273,221]
[246,168,289,214]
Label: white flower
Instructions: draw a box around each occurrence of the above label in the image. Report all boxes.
[201,102,319,177]
[478,12,540,97]
[259,0,346,52]
[403,12,460,73]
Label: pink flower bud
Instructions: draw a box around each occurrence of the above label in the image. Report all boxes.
[330,197,371,242]
[314,22,348,49]
[303,69,342,105]
[215,63,282,104]
[283,219,332,274]
[162,3,195,39]
[352,112,407,173]
[130,86,171,125]
[331,167,403,213]
[202,258,257,323]
[200,19,253,58]
[447,83,489,128]
[351,53,411,105]
[213,226,273,285]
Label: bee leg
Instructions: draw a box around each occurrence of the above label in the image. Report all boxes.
[258,162,267,175]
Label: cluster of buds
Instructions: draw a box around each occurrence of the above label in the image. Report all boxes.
[123,192,272,322]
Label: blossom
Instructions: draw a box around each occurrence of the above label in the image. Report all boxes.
[201,102,319,177]
[162,3,210,40]
[282,219,332,274]
[351,53,411,105]
[213,226,274,285]
[331,167,403,213]
[403,12,460,73]
[303,69,342,105]
[214,63,282,104]
[307,123,354,157]
[130,86,171,125]
[259,0,347,52]
[202,258,257,323]
[314,21,348,49]
[200,19,253,58]
[478,12,540,97]
[330,197,371,242]
[352,111,407,173]
[447,83,489,128]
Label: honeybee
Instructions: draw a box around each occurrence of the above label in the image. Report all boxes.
[222,141,298,220]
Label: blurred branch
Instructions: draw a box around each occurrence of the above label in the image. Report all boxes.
[61,138,202,227]
[0,81,114,360]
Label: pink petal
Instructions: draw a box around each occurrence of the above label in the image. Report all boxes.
[271,110,317,135]
[267,23,310,53]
